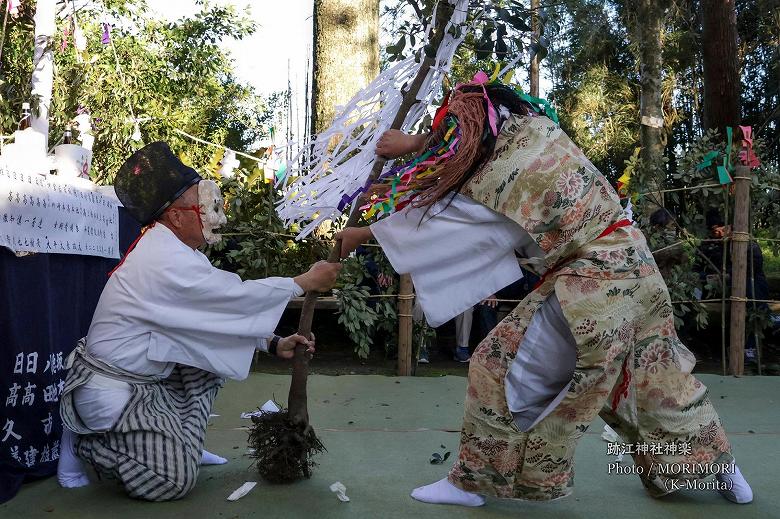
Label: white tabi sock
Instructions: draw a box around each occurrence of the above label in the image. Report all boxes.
[200,449,228,465]
[410,477,485,507]
[57,428,90,488]
[717,464,753,504]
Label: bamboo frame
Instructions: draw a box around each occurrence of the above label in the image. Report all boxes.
[397,274,414,376]
[728,166,751,376]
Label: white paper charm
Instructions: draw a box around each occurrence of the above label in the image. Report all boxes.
[227,481,257,501]
[330,481,350,502]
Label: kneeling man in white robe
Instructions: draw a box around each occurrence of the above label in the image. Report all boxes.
[57,142,341,501]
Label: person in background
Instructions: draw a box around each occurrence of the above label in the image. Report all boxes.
[698,209,770,364]
[474,268,539,343]
[648,208,687,281]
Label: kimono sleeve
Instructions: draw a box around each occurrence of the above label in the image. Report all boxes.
[370,193,525,327]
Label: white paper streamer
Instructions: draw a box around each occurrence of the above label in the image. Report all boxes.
[274,0,469,239]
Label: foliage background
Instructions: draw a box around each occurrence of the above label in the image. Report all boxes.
[2,0,779,358]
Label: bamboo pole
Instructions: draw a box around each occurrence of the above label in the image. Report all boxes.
[397,274,414,376]
[721,190,728,376]
[729,164,751,376]
[748,200,762,375]
[31,0,56,152]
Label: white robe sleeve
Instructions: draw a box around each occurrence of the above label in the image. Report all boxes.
[142,264,296,379]
[100,225,303,380]
[370,193,533,326]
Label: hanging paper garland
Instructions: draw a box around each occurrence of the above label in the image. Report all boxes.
[101,22,111,45]
[695,126,740,184]
[218,150,240,178]
[73,19,86,52]
[616,147,641,199]
[738,126,761,169]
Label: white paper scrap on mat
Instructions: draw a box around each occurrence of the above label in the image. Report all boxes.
[0,164,119,258]
[330,481,350,502]
[227,482,257,501]
[240,399,281,419]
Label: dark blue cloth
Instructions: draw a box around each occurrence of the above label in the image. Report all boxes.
[0,208,139,503]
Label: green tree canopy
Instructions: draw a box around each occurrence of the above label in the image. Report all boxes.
[0,0,276,181]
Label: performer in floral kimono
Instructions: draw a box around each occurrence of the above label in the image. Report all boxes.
[57,142,340,501]
[337,76,752,506]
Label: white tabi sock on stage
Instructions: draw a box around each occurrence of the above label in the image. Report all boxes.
[200,449,228,465]
[410,478,485,507]
[717,464,753,504]
[57,428,90,488]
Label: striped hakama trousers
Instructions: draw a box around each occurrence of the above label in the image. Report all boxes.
[60,342,223,501]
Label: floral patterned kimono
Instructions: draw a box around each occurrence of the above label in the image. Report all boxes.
[442,114,734,500]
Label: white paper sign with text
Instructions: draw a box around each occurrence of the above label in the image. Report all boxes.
[0,165,119,259]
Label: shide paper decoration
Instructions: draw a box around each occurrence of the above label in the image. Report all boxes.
[101,22,111,45]
[274,0,469,239]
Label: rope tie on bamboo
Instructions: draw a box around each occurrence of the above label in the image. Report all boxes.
[396,295,415,301]
[733,176,753,181]
[730,232,751,242]
[730,296,749,303]
[397,314,414,317]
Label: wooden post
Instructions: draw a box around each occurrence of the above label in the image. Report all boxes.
[397,274,414,376]
[729,164,751,376]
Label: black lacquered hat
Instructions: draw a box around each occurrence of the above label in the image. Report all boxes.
[114,142,201,225]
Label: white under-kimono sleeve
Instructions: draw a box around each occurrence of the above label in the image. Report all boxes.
[370,193,529,326]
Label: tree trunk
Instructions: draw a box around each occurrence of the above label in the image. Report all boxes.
[634,0,667,212]
[529,0,540,97]
[701,0,741,135]
[311,0,380,134]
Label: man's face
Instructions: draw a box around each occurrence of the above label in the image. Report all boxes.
[711,225,729,239]
[166,184,206,249]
